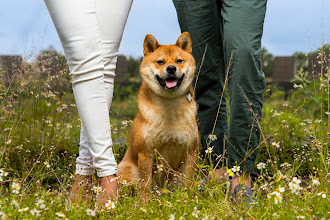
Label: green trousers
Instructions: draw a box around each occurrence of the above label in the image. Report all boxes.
[173,0,267,172]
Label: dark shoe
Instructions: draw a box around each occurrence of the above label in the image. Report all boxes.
[231,184,258,208]
[250,171,260,182]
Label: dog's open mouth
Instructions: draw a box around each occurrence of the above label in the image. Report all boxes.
[156,74,185,90]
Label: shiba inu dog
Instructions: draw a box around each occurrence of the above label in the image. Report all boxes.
[118,32,198,200]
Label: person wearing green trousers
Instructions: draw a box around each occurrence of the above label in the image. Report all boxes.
[172,0,267,205]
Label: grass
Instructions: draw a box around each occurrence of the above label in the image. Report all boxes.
[0,50,329,219]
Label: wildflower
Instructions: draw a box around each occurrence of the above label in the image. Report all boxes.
[289,177,302,195]
[169,214,175,220]
[275,186,285,193]
[18,207,29,212]
[46,102,51,107]
[312,177,320,186]
[0,212,8,220]
[11,199,19,208]
[326,111,330,115]
[0,169,8,182]
[62,104,68,109]
[192,207,200,218]
[299,122,306,126]
[194,196,199,203]
[44,161,50,168]
[231,166,240,173]
[5,139,11,145]
[205,147,213,154]
[30,208,41,217]
[257,162,266,170]
[86,208,95,216]
[317,191,326,198]
[271,192,283,204]
[282,103,288,107]
[92,186,103,194]
[12,181,20,194]
[275,173,286,182]
[47,91,56,98]
[296,215,306,219]
[260,184,267,191]
[227,169,234,177]
[280,162,291,168]
[65,123,72,128]
[201,215,211,220]
[272,110,283,117]
[35,199,46,209]
[104,200,115,210]
[291,177,301,185]
[304,118,312,124]
[166,201,172,207]
[55,211,66,218]
[140,208,147,213]
[293,83,303,88]
[272,212,279,218]
[207,134,217,142]
[157,164,164,172]
[57,107,63,112]
[272,142,280,148]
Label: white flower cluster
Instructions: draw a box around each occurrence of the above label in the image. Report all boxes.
[0,168,8,181]
[289,177,302,195]
[207,134,217,142]
[257,162,266,170]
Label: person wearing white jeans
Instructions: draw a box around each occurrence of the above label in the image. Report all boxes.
[44,0,133,204]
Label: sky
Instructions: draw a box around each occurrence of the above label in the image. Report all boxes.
[0,0,329,59]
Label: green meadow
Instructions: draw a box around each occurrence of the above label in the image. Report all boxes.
[0,46,329,219]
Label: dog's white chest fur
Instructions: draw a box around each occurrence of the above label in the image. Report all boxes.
[141,100,197,150]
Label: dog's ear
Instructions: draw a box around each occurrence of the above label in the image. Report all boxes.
[176,32,192,53]
[143,34,160,56]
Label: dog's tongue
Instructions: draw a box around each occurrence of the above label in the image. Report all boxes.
[165,79,177,88]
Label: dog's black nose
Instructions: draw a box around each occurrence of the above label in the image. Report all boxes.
[166,65,177,74]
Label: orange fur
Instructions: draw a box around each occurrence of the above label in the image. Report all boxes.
[118,32,198,201]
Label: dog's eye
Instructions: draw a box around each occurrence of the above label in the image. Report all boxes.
[176,59,184,64]
[156,60,165,65]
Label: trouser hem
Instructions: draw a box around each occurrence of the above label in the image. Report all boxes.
[96,169,117,177]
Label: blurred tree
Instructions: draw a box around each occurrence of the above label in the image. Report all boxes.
[293,51,308,71]
[127,56,141,78]
[294,44,329,75]
[260,47,274,78]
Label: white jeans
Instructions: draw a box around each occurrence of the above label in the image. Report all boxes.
[45,0,133,177]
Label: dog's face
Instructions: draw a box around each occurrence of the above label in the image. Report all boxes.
[140,32,196,98]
